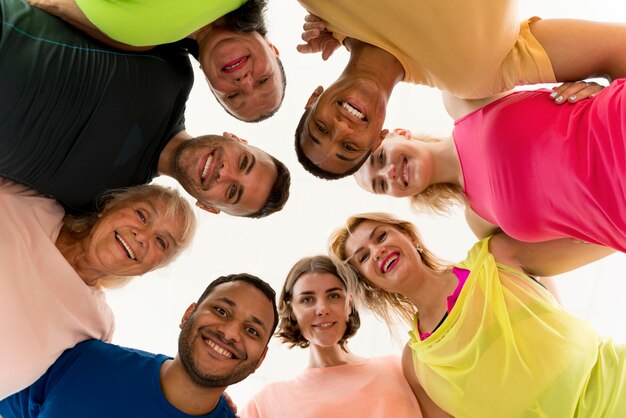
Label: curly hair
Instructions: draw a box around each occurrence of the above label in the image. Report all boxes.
[328,213,449,327]
[275,255,361,352]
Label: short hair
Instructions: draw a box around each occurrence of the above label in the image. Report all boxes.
[328,212,449,327]
[195,273,279,338]
[294,107,370,180]
[245,154,291,218]
[63,184,197,288]
[221,0,268,35]
[213,55,286,123]
[275,256,360,351]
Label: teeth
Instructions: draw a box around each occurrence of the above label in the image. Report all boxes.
[342,102,365,120]
[315,322,334,328]
[224,57,245,71]
[116,233,136,260]
[403,159,409,185]
[201,154,213,180]
[383,255,398,273]
[207,339,233,358]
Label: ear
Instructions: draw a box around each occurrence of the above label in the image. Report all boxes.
[305,86,324,109]
[196,201,220,214]
[180,303,196,328]
[254,346,269,371]
[372,128,389,151]
[263,36,280,57]
[222,131,247,144]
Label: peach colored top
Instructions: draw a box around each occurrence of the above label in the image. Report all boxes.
[298,0,555,98]
[0,179,114,400]
[241,355,422,418]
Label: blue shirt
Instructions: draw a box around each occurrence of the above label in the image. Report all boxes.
[0,340,236,418]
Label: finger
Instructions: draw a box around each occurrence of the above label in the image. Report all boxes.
[296,43,313,54]
[567,83,603,103]
[321,45,335,61]
[302,21,326,31]
[304,14,324,23]
[301,28,320,43]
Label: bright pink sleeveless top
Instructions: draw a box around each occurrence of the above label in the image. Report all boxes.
[453,79,626,252]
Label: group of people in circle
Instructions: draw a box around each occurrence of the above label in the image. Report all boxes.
[1,0,626,417]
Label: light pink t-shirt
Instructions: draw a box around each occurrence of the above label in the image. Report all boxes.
[0,179,115,400]
[241,355,422,418]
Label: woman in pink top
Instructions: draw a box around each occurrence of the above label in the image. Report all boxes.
[241,255,422,418]
[0,179,196,400]
[354,78,626,252]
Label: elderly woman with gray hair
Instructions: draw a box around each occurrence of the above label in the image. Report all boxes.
[0,179,196,400]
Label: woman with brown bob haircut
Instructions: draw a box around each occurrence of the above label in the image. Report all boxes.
[241,255,423,418]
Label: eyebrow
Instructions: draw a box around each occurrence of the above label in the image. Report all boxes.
[233,154,255,206]
[350,225,381,260]
[297,287,344,296]
[217,296,269,333]
[336,152,358,162]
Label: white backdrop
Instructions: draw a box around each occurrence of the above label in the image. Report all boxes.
[106,0,626,406]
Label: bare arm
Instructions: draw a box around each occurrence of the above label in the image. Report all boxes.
[402,344,452,418]
[442,91,509,120]
[530,19,626,83]
[464,206,500,239]
[489,233,615,278]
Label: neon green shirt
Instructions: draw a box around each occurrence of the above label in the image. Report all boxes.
[409,238,626,417]
[76,0,246,46]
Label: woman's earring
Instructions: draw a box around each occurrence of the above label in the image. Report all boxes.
[416,247,424,254]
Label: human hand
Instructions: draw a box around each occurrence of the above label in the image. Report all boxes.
[296,14,340,60]
[549,80,604,104]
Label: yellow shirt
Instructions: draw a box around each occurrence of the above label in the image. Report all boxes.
[298,0,555,98]
[408,238,626,417]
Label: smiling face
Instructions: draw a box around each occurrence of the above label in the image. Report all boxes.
[172,135,277,216]
[178,281,274,388]
[344,220,422,294]
[299,81,389,175]
[200,29,283,121]
[85,196,187,277]
[354,133,432,197]
[290,272,352,348]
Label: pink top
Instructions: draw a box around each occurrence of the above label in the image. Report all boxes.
[419,267,469,340]
[241,355,422,418]
[0,179,114,400]
[453,78,626,251]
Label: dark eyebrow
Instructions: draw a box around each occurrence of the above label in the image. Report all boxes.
[309,131,321,145]
[326,287,343,293]
[234,186,243,205]
[250,315,268,333]
[218,296,236,308]
[351,225,381,260]
[245,153,256,175]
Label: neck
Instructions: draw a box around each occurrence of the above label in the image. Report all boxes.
[55,227,102,286]
[427,138,464,187]
[160,357,225,415]
[341,38,404,100]
[187,22,215,43]
[158,130,193,176]
[307,342,364,368]
[403,267,457,333]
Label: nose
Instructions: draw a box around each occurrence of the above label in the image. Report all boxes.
[383,163,396,180]
[373,245,386,262]
[330,120,352,143]
[236,72,254,93]
[218,321,241,343]
[132,227,148,248]
[216,161,233,182]
[315,300,330,316]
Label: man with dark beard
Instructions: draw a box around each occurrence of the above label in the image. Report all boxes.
[0,274,278,418]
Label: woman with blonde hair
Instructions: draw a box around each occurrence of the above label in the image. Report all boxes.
[329,212,625,417]
[354,78,626,253]
[0,179,196,399]
[241,255,422,418]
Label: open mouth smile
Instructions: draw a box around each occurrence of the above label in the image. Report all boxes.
[380,252,399,273]
[222,56,249,74]
[313,321,336,330]
[340,101,367,122]
[199,151,219,188]
[202,334,240,360]
[115,232,136,260]
[401,157,409,187]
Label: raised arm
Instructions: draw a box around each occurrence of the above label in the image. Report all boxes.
[530,19,626,83]
[402,344,452,418]
[489,233,615,278]
[296,14,341,61]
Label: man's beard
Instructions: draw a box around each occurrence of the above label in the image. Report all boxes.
[178,314,259,388]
